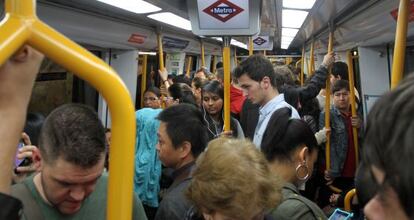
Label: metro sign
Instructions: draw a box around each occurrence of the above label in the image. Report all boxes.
[203,0,244,22]
[253,37,267,46]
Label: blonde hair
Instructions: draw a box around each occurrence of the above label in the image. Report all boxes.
[187,138,282,219]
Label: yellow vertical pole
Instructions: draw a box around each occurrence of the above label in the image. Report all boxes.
[347,51,359,168]
[212,55,217,73]
[140,54,148,108]
[222,37,231,132]
[307,58,311,75]
[157,33,164,71]
[325,30,333,182]
[200,40,206,67]
[263,50,266,56]
[186,56,192,77]
[157,33,166,108]
[391,0,410,89]
[301,46,305,86]
[249,37,253,56]
[310,40,315,75]
[234,47,238,65]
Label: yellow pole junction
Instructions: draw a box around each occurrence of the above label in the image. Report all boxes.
[186,56,192,77]
[0,1,136,219]
[200,40,205,67]
[347,51,359,168]
[391,0,410,89]
[140,54,148,108]
[249,36,253,56]
[344,188,356,212]
[301,46,305,86]
[310,40,315,75]
[222,37,231,132]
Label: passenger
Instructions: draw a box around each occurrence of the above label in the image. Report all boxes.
[166,83,198,107]
[11,104,147,220]
[261,107,327,220]
[135,108,163,219]
[194,67,209,80]
[362,74,414,220]
[191,76,208,107]
[185,138,282,220]
[319,80,362,208]
[201,80,244,140]
[216,67,247,120]
[155,104,209,220]
[317,61,360,111]
[234,54,300,148]
[13,113,46,183]
[104,128,111,170]
[143,86,162,109]
[0,45,44,219]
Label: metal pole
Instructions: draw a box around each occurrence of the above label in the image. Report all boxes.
[212,55,217,73]
[391,0,410,89]
[200,40,205,67]
[186,56,192,77]
[301,46,305,86]
[222,36,232,132]
[234,47,238,65]
[249,36,253,56]
[325,29,333,185]
[140,54,148,108]
[310,40,315,75]
[347,51,359,168]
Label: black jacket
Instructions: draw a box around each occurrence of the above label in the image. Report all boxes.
[0,193,22,220]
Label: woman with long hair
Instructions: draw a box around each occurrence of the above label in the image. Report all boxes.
[201,81,244,141]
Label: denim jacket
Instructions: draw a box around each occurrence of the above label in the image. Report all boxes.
[319,107,361,178]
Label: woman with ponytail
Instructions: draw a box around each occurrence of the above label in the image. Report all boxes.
[261,107,327,220]
[201,81,244,141]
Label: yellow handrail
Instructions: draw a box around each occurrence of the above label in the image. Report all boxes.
[300,46,305,86]
[249,37,253,56]
[325,30,341,193]
[310,40,315,75]
[391,0,410,89]
[212,55,217,74]
[140,54,148,108]
[344,188,356,212]
[186,56,192,77]
[157,33,166,109]
[222,37,231,132]
[200,40,205,67]
[0,1,136,219]
[346,51,359,168]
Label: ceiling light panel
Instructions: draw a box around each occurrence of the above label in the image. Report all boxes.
[282,9,308,28]
[97,0,161,14]
[283,0,316,10]
[148,12,192,31]
[282,28,299,37]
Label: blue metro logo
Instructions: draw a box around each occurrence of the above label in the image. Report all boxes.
[203,0,244,22]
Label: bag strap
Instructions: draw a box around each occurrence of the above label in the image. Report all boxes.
[11,183,45,220]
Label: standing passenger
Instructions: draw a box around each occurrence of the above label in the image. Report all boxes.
[143,87,162,109]
[234,55,300,148]
[12,104,147,220]
[185,138,282,220]
[362,73,414,220]
[261,108,327,220]
[201,80,244,140]
[154,104,209,220]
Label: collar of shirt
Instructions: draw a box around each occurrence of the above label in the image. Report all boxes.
[259,94,285,117]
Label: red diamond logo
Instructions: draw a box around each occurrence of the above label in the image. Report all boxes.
[253,37,267,46]
[203,0,244,23]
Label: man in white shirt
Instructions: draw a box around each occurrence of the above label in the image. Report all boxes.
[234,55,300,148]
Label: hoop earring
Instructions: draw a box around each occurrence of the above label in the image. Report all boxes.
[295,162,310,181]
